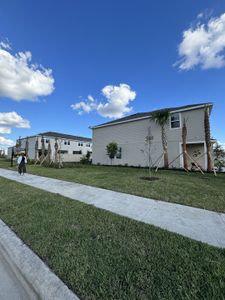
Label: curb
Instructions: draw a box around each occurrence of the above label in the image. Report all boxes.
[0,219,79,300]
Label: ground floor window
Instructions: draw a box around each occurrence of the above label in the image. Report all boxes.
[73,150,82,155]
[116,147,122,159]
[59,150,68,154]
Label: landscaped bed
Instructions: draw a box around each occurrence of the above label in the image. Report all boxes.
[0,158,225,212]
[0,177,225,299]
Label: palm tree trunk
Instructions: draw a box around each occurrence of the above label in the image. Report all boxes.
[25,137,29,159]
[204,106,213,172]
[182,119,188,170]
[161,124,169,169]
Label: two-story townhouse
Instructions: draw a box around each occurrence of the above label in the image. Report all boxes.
[91,103,213,170]
[8,131,92,162]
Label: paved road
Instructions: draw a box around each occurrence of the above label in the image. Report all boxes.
[1,168,225,248]
[0,250,37,300]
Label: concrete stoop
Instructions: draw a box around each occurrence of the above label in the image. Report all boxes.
[0,219,79,300]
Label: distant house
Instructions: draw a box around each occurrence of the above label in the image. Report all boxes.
[91,103,213,170]
[8,131,92,162]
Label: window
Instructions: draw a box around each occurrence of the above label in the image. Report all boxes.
[116,147,122,159]
[58,150,68,154]
[68,141,70,145]
[73,150,82,155]
[170,113,181,128]
[78,142,83,147]
[64,141,67,145]
[86,143,91,147]
[45,139,49,144]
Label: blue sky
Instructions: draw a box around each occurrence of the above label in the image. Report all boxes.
[0,0,225,149]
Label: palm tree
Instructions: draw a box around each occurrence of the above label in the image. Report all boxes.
[204,105,213,172]
[25,137,29,159]
[35,138,39,161]
[150,109,170,169]
[182,118,188,170]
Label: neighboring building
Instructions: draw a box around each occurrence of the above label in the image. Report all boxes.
[8,131,92,162]
[91,103,213,170]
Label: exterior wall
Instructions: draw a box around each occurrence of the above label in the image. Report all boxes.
[19,136,37,159]
[7,147,13,158]
[12,135,92,162]
[92,107,208,169]
[92,118,163,167]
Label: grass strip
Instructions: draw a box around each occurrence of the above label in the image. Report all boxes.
[0,176,225,299]
[0,158,225,212]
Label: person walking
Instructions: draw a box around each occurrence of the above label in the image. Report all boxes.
[17,152,27,175]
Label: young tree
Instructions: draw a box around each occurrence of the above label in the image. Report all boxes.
[40,135,45,162]
[204,105,213,172]
[47,142,52,165]
[106,142,118,165]
[141,126,154,177]
[150,109,170,169]
[54,138,59,164]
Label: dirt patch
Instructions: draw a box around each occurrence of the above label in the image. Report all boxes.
[140,176,160,181]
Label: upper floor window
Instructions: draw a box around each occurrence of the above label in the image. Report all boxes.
[64,141,67,145]
[68,141,70,145]
[78,142,83,147]
[170,113,181,129]
[45,139,49,144]
[86,143,91,147]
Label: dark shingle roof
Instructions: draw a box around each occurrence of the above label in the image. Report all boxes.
[39,132,92,142]
[92,102,213,129]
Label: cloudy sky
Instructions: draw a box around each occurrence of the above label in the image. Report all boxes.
[0,0,225,149]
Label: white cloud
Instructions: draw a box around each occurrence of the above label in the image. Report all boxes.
[71,84,136,118]
[0,41,54,101]
[176,13,225,70]
[0,112,30,128]
[87,95,95,102]
[197,13,204,19]
[0,127,11,134]
[218,141,225,150]
[71,101,94,115]
[0,136,14,146]
[0,41,11,50]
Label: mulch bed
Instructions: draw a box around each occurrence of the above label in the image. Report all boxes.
[140,176,160,181]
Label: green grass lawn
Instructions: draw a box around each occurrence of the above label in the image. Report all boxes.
[0,177,225,300]
[1,158,225,212]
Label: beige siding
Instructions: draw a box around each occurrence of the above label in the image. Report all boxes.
[92,107,208,169]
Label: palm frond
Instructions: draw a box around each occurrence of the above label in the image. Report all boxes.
[150,109,170,126]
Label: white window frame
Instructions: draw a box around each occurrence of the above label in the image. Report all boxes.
[170,112,181,129]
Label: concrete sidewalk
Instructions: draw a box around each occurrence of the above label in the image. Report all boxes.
[1,168,225,248]
[0,250,37,300]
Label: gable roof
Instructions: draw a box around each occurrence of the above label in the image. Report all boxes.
[91,102,213,129]
[18,132,92,142]
[39,131,92,142]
